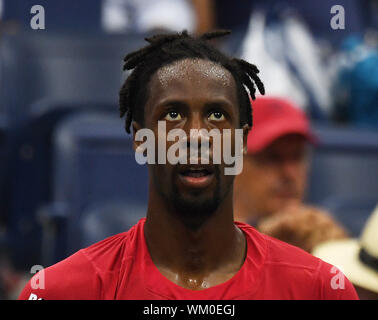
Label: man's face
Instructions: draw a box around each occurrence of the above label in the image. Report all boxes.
[239,134,309,217]
[139,58,244,228]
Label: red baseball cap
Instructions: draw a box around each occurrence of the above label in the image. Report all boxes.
[247,96,317,154]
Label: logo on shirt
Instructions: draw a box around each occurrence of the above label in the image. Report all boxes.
[28,293,43,300]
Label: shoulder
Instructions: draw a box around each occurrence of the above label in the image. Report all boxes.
[311,258,359,300]
[239,221,321,272]
[237,222,358,300]
[18,221,142,300]
[262,229,357,299]
[18,248,100,300]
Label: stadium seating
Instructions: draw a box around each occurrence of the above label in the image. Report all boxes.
[80,202,147,248]
[307,124,378,236]
[0,102,115,270]
[40,111,148,265]
[0,116,7,219]
[318,196,377,238]
[1,1,102,33]
[0,31,144,125]
[0,30,145,269]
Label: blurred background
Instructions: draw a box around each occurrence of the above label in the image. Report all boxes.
[0,0,377,299]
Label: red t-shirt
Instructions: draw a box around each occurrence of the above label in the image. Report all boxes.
[19,218,358,300]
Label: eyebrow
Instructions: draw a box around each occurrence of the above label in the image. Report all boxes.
[204,100,234,111]
[155,99,187,110]
[155,98,235,111]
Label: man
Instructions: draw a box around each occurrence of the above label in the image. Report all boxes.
[234,96,313,224]
[234,96,348,252]
[19,30,357,299]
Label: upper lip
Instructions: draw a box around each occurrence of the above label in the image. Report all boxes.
[177,164,215,174]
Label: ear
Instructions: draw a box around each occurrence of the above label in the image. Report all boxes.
[132,121,143,152]
[242,124,250,155]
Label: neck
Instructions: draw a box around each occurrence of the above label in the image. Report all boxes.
[144,187,245,275]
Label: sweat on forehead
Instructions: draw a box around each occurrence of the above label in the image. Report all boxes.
[143,58,239,118]
[155,58,235,90]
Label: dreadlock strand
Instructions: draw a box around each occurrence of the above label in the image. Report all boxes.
[119,66,139,117]
[200,30,231,41]
[240,73,257,99]
[235,58,260,74]
[145,30,189,44]
[235,59,265,96]
[125,109,133,134]
[119,30,265,133]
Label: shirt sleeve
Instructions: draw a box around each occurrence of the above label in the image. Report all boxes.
[316,259,359,300]
[18,250,101,300]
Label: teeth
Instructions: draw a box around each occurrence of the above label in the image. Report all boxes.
[182,168,209,177]
[187,171,206,177]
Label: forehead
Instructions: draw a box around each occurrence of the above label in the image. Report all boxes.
[146,58,238,109]
[156,58,233,87]
[270,135,307,150]
[262,134,307,156]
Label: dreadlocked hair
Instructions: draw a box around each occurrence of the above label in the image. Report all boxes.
[119,30,265,133]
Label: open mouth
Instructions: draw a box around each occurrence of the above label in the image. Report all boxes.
[180,168,212,178]
[178,166,215,188]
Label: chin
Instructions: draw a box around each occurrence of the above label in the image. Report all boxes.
[170,188,222,229]
[174,192,220,214]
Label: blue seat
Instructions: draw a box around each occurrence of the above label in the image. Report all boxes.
[0,31,145,270]
[319,196,377,238]
[41,111,148,265]
[306,124,378,235]
[0,116,8,221]
[0,31,145,125]
[2,1,102,32]
[0,103,115,270]
[80,202,146,248]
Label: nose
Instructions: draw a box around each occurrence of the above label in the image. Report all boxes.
[185,113,212,162]
[185,113,207,145]
[280,158,300,181]
[186,112,203,131]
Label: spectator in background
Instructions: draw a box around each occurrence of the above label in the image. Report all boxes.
[233,96,348,252]
[193,0,377,121]
[256,205,348,253]
[332,34,378,127]
[240,8,333,120]
[192,0,375,44]
[313,205,378,300]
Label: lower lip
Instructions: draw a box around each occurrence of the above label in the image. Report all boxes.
[178,173,214,189]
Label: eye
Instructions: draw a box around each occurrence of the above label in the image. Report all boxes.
[208,111,225,121]
[164,111,182,121]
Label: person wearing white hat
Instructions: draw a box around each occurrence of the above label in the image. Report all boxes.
[312,204,378,300]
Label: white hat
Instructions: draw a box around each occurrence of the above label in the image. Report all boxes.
[312,204,378,293]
